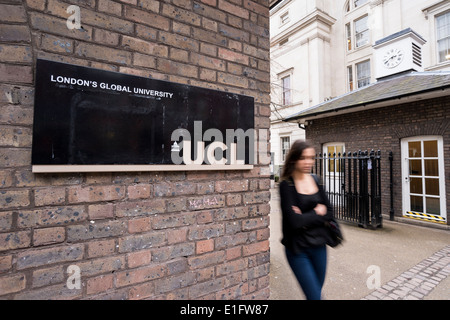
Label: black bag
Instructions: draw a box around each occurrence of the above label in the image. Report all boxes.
[311,174,343,248]
[325,218,343,247]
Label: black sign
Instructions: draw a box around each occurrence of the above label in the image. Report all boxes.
[32,59,254,169]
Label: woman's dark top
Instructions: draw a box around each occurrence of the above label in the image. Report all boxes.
[279,175,334,254]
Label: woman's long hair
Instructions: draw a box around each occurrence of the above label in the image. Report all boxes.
[281,140,314,181]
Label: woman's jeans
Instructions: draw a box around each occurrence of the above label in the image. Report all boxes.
[285,245,327,300]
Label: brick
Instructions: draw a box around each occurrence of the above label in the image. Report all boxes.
[196,239,214,254]
[93,29,120,46]
[215,179,248,193]
[127,249,152,268]
[151,242,195,262]
[29,12,92,41]
[243,240,269,256]
[18,206,86,228]
[0,45,33,63]
[0,24,30,42]
[68,185,125,203]
[118,232,166,252]
[115,199,165,217]
[0,212,13,232]
[190,52,225,71]
[32,265,64,288]
[0,64,33,84]
[0,126,32,147]
[116,263,167,287]
[218,47,249,65]
[152,212,195,229]
[66,220,127,242]
[77,256,125,277]
[0,5,27,23]
[0,273,26,295]
[17,244,84,269]
[188,250,225,269]
[33,227,65,246]
[187,194,225,210]
[0,255,12,273]
[14,282,82,300]
[124,6,170,31]
[158,58,198,78]
[0,231,31,252]
[127,184,151,199]
[75,42,131,65]
[189,277,224,299]
[87,239,116,258]
[0,189,30,209]
[218,72,248,88]
[34,187,66,206]
[128,217,151,233]
[86,274,114,295]
[128,281,155,300]
[162,4,201,26]
[188,223,224,240]
[218,0,249,19]
[88,203,114,220]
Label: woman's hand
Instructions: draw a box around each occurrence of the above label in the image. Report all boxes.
[292,206,302,215]
[314,203,327,216]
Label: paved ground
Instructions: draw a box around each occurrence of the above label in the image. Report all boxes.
[269,187,450,300]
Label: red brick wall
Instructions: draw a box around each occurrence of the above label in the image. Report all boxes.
[0,0,271,299]
[305,96,450,225]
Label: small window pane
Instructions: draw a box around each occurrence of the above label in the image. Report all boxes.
[409,160,422,176]
[425,160,439,176]
[424,140,438,157]
[425,178,439,196]
[426,197,440,215]
[410,177,422,194]
[410,195,423,213]
[408,141,421,157]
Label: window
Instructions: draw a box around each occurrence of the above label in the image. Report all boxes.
[281,137,290,162]
[347,60,371,91]
[436,11,450,63]
[347,66,354,91]
[356,60,370,88]
[282,75,291,105]
[354,0,368,8]
[346,23,352,51]
[355,15,369,48]
[346,0,368,12]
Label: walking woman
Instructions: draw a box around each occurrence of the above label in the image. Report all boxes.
[279,140,336,300]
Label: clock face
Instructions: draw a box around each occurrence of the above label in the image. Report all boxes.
[383,48,404,68]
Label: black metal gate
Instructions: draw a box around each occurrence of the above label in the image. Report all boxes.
[313,150,382,229]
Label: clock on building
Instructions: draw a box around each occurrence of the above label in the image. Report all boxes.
[383,48,404,68]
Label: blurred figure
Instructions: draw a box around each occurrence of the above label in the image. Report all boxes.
[279,140,335,300]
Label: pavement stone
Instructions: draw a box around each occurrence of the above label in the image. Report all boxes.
[362,245,450,300]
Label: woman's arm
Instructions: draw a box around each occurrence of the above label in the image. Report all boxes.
[279,180,327,229]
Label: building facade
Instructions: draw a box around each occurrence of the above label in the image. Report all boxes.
[0,0,271,299]
[269,0,450,177]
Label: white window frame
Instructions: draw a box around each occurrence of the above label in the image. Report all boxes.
[436,10,450,63]
[280,136,290,163]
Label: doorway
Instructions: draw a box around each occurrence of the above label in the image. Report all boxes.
[401,136,447,224]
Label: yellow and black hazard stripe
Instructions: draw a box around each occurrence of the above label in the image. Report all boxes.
[405,211,446,224]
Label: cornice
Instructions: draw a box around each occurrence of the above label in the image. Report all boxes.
[271,8,336,45]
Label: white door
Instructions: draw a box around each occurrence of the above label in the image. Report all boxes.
[323,143,345,203]
[401,136,447,224]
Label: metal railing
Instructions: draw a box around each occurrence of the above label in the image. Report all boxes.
[313,150,382,229]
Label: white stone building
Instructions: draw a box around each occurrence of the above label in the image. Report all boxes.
[269,0,450,177]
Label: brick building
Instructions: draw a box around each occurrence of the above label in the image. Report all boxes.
[285,72,450,227]
[0,0,271,299]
